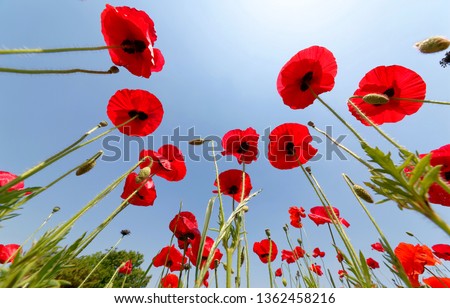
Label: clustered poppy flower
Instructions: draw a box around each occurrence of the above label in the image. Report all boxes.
[395,242,439,287]
[312,247,325,258]
[423,277,450,288]
[419,144,450,207]
[0,244,20,264]
[118,260,133,275]
[169,211,199,248]
[186,236,223,270]
[277,46,338,110]
[101,4,164,78]
[371,242,385,253]
[152,245,187,272]
[253,239,278,264]
[221,127,259,164]
[268,123,318,170]
[310,264,323,276]
[160,274,179,288]
[281,246,305,264]
[348,65,426,125]
[275,268,283,277]
[432,244,450,261]
[107,89,164,137]
[336,251,344,263]
[308,206,350,228]
[288,206,306,228]
[366,258,380,269]
[140,144,187,182]
[120,172,157,206]
[213,169,252,202]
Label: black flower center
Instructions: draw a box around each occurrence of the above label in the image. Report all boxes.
[121,39,147,54]
[260,253,269,259]
[128,110,149,120]
[237,142,250,154]
[285,142,295,156]
[228,185,239,195]
[166,260,173,267]
[444,171,450,181]
[383,88,395,98]
[300,71,313,91]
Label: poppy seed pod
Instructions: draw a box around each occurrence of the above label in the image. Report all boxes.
[362,93,389,105]
[76,160,97,176]
[353,184,374,203]
[415,36,450,54]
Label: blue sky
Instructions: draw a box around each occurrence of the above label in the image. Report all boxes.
[1,0,449,287]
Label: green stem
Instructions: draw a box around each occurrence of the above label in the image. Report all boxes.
[351,95,450,106]
[0,67,119,75]
[0,117,135,195]
[309,88,365,142]
[347,99,404,150]
[79,236,125,288]
[267,239,274,288]
[226,248,233,288]
[121,275,128,288]
[0,45,121,55]
[310,124,373,170]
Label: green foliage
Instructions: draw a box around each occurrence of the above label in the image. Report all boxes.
[56,249,150,288]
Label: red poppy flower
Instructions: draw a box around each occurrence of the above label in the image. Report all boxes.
[338,269,347,279]
[308,206,350,228]
[312,247,325,258]
[366,258,380,269]
[277,46,338,110]
[140,144,187,182]
[161,274,179,288]
[371,242,385,253]
[152,245,187,272]
[221,128,259,164]
[101,4,164,78]
[169,211,199,245]
[281,246,305,264]
[253,239,278,264]
[120,172,157,206]
[268,123,318,169]
[186,236,223,270]
[118,260,133,275]
[348,65,426,125]
[423,277,450,288]
[288,206,306,228]
[275,268,283,277]
[336,251,344,263]
[432,244,450,261]
[202,271,210,288]
[310,264,323,276]
[0,244,20,264]
[213,169,252,202]
[395,242,439,287]
[107,89,164,137]
[419,144,450,207]
[0,171,31,195]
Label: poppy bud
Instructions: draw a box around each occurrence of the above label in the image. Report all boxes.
[282,278,288,287]
[362,93,389,105]
[76,151,103,176]
[240,249,245,267]
[406,231,415,237]
[265,228,271,238]
[188,138,210,145]
[52,206,60,213]
[283,224,289,232]
[121,229,131,236]
[353,184,374,203]
[415,36,450,53]
[305,166,312,174]
[307,121,315,128]
[99,121,108,127]
[241,205,249,212]
[297,238,303,246]
[108,66,120,74]
[136,167,151,183]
